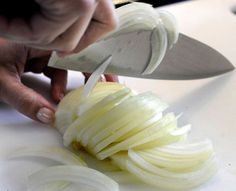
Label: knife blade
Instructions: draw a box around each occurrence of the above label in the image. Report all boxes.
[48,30,234,80]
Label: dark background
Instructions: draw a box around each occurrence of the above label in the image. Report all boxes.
[116,0,189,7]
[138,0,189,7]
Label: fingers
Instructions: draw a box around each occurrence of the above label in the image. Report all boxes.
[0,70,54,124]
[0,0,118,53]
[24,51,68,103]
[104,74,119,82]
[83,73,119,83]
[73,0,118,53]
[46,68,68,103]
[30,0,118,52]
[39,16,93,52]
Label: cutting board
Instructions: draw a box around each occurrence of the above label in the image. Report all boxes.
[1,0,236,190]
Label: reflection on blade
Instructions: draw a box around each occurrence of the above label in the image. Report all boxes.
[48,33,234,80]
[143,34,234,80]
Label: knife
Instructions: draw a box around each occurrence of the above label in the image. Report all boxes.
[48,29,234,80]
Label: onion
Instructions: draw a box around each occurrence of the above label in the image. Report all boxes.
[7,146,86,166]
[126,157,217,190]
[55,82,126,134]
[109,142,217,190]
[27,165,119,191]
[48,2,216,190]
[78,55,112,115]
[54,81,218,189]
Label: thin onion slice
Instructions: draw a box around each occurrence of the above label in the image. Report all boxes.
[126,158,217,190]
[7,146,86,166]
[27,165,119,191]
[95,113,177,160]
[63,87,133,146]
[129,140,215,172]
[55,82,126,134]
[86,93,167,150]
[104,171,139,183]
[78,55,112,115]
[32,181,71,191]
[77,92,165,148]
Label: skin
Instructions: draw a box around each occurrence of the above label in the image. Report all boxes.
[0,39,118,124]
[0,0,118,52]
[0,0,118,123]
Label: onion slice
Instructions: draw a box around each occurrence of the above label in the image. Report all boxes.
[78,55,112,115]
[126,158,217,190]
[27,165,119,191]
[7,146,86,166]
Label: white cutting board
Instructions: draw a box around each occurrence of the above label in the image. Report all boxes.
[0,0,236,190]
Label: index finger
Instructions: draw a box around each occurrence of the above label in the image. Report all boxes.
[73,0,118,53]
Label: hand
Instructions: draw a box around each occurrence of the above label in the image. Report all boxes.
[0,39,118,124]
[0,0,118,53]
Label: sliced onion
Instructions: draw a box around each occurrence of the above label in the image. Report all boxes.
[129,140,215,172]
[32,181,71,191]
[55,82,126,135]
[110,150,217,190]
[95,113,177,160]
[85,93,167,150]
[133,124,191,150]
[55,80,217,189]
[63,86,133,146]
[27,165,119,191]
[126,158,217,190]
[78,55,112,115]
[7,146,86,166]
[159,9,179,48]
[75,150,120,172]
[104,171,138,183]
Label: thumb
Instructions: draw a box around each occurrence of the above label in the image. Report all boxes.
[0,74,54,124]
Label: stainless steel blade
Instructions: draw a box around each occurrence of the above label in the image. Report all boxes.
[147,34,235,80]
[49,31,234,80]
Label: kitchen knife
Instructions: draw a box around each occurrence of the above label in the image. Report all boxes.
[48,29,234,80]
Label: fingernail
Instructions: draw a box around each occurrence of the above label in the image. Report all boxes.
[36,107,54,124]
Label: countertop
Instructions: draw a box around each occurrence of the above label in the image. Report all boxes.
[0,0,236,190]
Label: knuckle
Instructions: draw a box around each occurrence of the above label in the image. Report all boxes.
[107,14,119,31]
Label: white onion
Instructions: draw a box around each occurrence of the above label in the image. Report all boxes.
[49,2,216,190]
[7,146,86,166]
[27,165,119,191]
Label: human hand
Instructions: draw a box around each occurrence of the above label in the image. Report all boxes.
[0,0,118,53]
[0,39,118,124]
